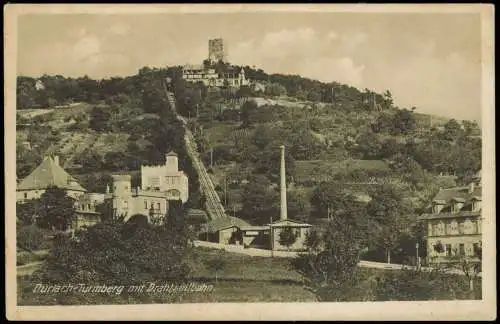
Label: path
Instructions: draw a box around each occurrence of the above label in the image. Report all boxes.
[17,261,44,276]
[193,240,480,277]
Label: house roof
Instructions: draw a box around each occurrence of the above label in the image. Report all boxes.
[17,156,86,192]
[240,226,270,231]
[166,151,178,157]
[269,219,312,227]
[204,216,251,233]
[422,182,482,214]
[433,186,482,202]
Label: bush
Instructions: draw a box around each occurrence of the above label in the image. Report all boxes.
[17,225,46,251]
[374,268,479,301]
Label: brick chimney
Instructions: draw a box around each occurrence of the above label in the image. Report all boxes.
[280,145,287,221]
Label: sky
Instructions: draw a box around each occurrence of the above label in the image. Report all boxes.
[17,12,482,121]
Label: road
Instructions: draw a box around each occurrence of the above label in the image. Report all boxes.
[193,240,480,277]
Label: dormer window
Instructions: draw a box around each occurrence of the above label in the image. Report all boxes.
[451,197,465,213]
[471,197,481,212]
[432,200,446,214]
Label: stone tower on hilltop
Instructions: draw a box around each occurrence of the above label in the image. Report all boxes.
[208,38,226,63]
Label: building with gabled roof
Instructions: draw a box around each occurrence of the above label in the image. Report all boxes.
[418,170,482,264]
[16,155,106,231]
[16,155,86,202]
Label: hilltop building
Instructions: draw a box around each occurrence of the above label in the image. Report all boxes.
[208,38,226,63]
[106,151,189,223]
[182,39,250,88]
[419,170,482,264]
[182,64,249,88]
[16,155,103,230]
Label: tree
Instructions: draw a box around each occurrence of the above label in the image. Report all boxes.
[442,119,463,141]
[240,175,279,224]
[89,107,111,132]
[16,200,38,227]
[310,182,361,221]
[391,109,416,135]
[36,186,76,231]
[36,219,194,289]
[205,250,227,283]
[16,143,42,179]
[365,184,414,263]
[265,83,287,97]
[287,189,312,223]
[307,89,322,102]
[17,225,46,251]
[355,131,383,159]
[240,100,257,127]
[279,227,297,251]
[304,229,322,253]
[447,242,482,292]
[292,212,368,301]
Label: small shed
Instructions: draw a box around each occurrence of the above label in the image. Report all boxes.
[201,216,250,244]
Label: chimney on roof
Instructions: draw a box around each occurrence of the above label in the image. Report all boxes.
[54,155,59,166]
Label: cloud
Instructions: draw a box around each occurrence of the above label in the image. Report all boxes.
[231,28,366,87]
[327,31,339,40]
[71,35,101,63]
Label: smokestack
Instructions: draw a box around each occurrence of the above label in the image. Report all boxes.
[280,145,287,221]
[53,156,59,165]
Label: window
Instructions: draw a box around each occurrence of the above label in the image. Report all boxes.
[87,204,91,210]
[24,193,27,199]
[445,244,452,257]
[458,221,465,234]
[450,221,459,235]
[144,200,148,209]
[459,243,465,256]
[437,222,445,235]
[472,243,480,257]
[157,202,161,210]
[472,201,481,212]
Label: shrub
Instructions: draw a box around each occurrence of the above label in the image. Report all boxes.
[17,225,46,251]
[373,268,479,301]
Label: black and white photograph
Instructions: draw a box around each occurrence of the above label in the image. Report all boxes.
[5,4,495,321]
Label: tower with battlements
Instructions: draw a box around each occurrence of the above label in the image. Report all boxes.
[208,38,226,63]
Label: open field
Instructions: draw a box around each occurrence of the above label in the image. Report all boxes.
[17,247,318,304]
[17,245,480,304]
